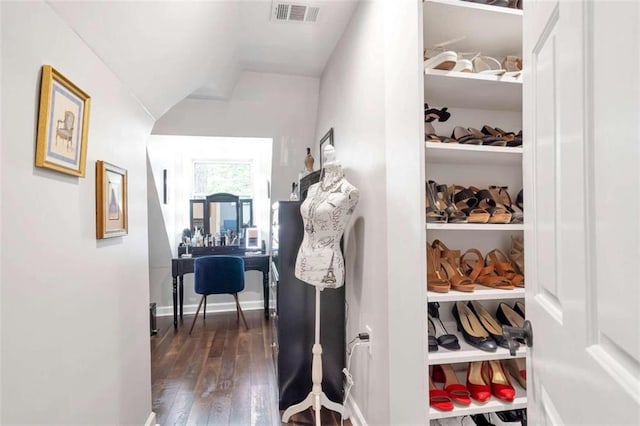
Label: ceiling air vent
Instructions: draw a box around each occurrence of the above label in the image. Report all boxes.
[271,2,320,23]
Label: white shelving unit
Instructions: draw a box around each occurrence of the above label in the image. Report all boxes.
[423,0,526,422]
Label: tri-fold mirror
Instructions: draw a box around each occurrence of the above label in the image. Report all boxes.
[189,193,253,238]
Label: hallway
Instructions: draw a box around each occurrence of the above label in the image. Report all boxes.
[151,310,351,425]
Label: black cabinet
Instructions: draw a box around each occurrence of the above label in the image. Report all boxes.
[272,201,345,410]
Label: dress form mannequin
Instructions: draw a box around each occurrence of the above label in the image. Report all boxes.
[282,145,359,425]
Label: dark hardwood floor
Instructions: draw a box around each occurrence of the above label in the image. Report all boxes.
[151,310,351,425]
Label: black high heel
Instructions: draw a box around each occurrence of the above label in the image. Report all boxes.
[467,300,518,350]
[452,301,497,352]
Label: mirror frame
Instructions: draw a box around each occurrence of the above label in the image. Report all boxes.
[239,198,253,228]
[189,199,206,232]
[204,192,240,236]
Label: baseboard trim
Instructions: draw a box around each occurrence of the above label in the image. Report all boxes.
[345,394,367,426]
[144,411,156,426]
[156,300,264,317]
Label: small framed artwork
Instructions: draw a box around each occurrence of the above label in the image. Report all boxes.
[35,65,91,177]
[96,161,128,239]
[319,128,334,168]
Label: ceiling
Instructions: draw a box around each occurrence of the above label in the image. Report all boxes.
[48,0,358,119]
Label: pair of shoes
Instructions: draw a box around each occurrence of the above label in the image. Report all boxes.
[497,302,526,327]
[431,240,475,292]
[503,358,527,390]
[425,103,451,123]
[461,249,514,290]
[427,181,468,223]
[452,300,514,351]
[425,122,458,143]
[452,301,497,351]
[463,248,525,289]
[429,302,461,350]
[445,185,513,224]
[431,364,472,406]
[489,186,524,223]
[468,360,517,402]
[482,125,523,147]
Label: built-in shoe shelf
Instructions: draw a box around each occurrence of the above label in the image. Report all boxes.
[426,223,524,231]
[429,369,527,420]
[424,69,522,112]
[425,143,523,166]
[428,287,525,303]
[428,323,526,365]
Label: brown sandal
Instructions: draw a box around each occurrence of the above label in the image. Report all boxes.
[461,249,513,290]
[486,249,524,287]
[427,245,450,293]
[432,240,475,292]
[470,186,512,224]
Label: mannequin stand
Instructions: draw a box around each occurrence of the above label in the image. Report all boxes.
[281,286,343,425]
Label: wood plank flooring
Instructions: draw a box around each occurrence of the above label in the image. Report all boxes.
[151,310,351,425]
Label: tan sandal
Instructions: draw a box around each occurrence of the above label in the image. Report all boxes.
[461,249,513,290]
[486,249,524,287]
[470,186,512,224]
[427,245,450,293]
[432,240,475,292]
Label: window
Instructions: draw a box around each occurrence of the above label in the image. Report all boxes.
[193,161,253,197]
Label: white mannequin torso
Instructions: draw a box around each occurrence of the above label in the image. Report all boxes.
[295,150,359,289]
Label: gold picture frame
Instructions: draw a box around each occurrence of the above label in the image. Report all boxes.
[96,161,128,239]
[35,65,91,177]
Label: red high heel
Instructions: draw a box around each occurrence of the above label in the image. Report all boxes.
[466,361,491,402]
[432,364,471,405]
[429,376,454,411]
[482,360,516,402]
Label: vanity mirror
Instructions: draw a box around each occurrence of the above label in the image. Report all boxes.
[204,193,239,236]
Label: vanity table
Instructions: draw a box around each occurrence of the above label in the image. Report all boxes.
[171,245,269,329]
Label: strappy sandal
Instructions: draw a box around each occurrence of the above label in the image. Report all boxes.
[482,125,521,147]
[428,302,460,350]
[469,186,512,224]
[486,249,525,287]
[427,245,450,293]
[432,364,472,405]
[432,240,475,292]
[461,249,513,290]
[436,184,467,223]
[424,36,466,71]
[516,189,523,210]
[426,181,447,223]
[449,185,490,224]
[468,127,507,146]
[451,126,482,145]
[428,318,439,352]
[489,185,523,223]
[424,103,451,123]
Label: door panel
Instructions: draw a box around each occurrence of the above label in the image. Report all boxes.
[524,0,640,424]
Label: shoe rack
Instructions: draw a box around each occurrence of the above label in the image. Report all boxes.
[422,0,526,423]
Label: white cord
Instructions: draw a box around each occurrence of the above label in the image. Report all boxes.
[341,340,368,426]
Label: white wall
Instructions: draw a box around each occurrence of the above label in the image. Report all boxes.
[146,136,272,314]
[314,1,427,424]
[152,71,320,203]
[1,1,154,424]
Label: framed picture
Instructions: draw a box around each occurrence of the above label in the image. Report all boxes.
[35,65,91,177]
[318,128,334,169]
[96,161,128,239]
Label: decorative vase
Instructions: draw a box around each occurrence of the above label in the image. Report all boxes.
[304,147,315,172]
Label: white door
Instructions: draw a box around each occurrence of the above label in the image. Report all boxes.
[523,0,640,424]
